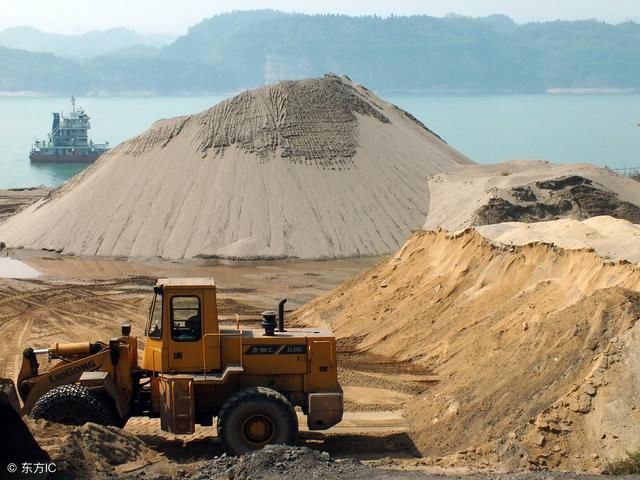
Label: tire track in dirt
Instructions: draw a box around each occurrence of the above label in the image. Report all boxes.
[0,292,119,336]
[0,288,145,324]
[0,280,149,379]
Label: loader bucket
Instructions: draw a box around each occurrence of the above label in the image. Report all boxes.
[0,378,49,465]
[0,378,21,414]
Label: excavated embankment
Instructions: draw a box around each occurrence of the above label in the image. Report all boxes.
[294,229,640,471]
[424,161,640,231]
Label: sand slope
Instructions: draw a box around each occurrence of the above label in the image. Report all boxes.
[478,215,640,263]
[424,160,640,231]
[294,229,640,470]
[0,75,471,259]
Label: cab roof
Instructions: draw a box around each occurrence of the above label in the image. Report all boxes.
[156,277,216,288]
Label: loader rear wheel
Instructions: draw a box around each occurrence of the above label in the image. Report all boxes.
[217,387,298,455]
[30,384,116,426]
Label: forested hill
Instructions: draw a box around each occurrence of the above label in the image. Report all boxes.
[0,27,174,59]
[2,10,640,95]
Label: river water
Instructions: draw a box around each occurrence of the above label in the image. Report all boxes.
[0,94,638,189]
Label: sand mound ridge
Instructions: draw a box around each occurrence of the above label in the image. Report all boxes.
[477,215,640,263]
[294,229,640,471]
[122,74,391,167]
[0,74,471,260]
[424,160,640,231]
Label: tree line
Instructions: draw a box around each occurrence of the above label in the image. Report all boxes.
[2,10,639,95]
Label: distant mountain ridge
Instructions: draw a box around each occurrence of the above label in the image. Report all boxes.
[1,10,639,95]
[0,26,175,58]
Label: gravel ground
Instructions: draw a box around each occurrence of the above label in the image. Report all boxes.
[189,445,371,480]
[142,445,630,480]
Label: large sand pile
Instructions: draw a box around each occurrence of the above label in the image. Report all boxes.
[294,229,640,471]
[0,74,471,260]
[424,160,640,231]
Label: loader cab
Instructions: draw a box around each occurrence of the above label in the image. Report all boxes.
[142,278,220,373]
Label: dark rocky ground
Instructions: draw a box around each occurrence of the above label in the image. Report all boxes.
[121,445,635,480]
[474,175,640,226]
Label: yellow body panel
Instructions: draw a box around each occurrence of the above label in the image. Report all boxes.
[304,338,339,393]
[141,337,167,373]
[219,332,243,368]
[241,333,308,375]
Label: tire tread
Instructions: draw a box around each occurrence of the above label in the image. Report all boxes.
[217,386,298,454]
[30,384,116,426]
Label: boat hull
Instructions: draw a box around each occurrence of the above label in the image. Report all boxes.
[29,152,104,163]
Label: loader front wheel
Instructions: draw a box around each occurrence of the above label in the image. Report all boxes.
[30,384,116,426]
[217,387,298,455]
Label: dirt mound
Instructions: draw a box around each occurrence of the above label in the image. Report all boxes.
[424,161,640,231]
[27,419,160,478]
[477,216,640,263]
[0,74,471,260]
[190,445,370,480]
[294,229,640,471]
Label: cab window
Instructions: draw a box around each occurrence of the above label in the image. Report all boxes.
[171,296,201,342]
[147,292,162,339]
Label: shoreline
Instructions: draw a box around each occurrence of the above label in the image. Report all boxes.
[2,88,639,98]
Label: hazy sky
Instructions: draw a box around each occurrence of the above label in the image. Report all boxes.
[2,0,639,34]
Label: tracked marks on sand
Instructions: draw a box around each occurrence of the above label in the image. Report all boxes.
[0,279,149,379]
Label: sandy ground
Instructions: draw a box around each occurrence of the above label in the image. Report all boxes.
[2,248,633,478]
[6,251,603,478]
[9,250,379,312]
[23,421,615,480]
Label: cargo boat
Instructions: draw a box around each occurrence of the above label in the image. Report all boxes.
[30,97,109,163]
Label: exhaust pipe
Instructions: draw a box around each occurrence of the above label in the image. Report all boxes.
[278,299,287,332]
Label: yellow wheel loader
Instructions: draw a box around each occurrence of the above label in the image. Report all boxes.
[4,278,343,454]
